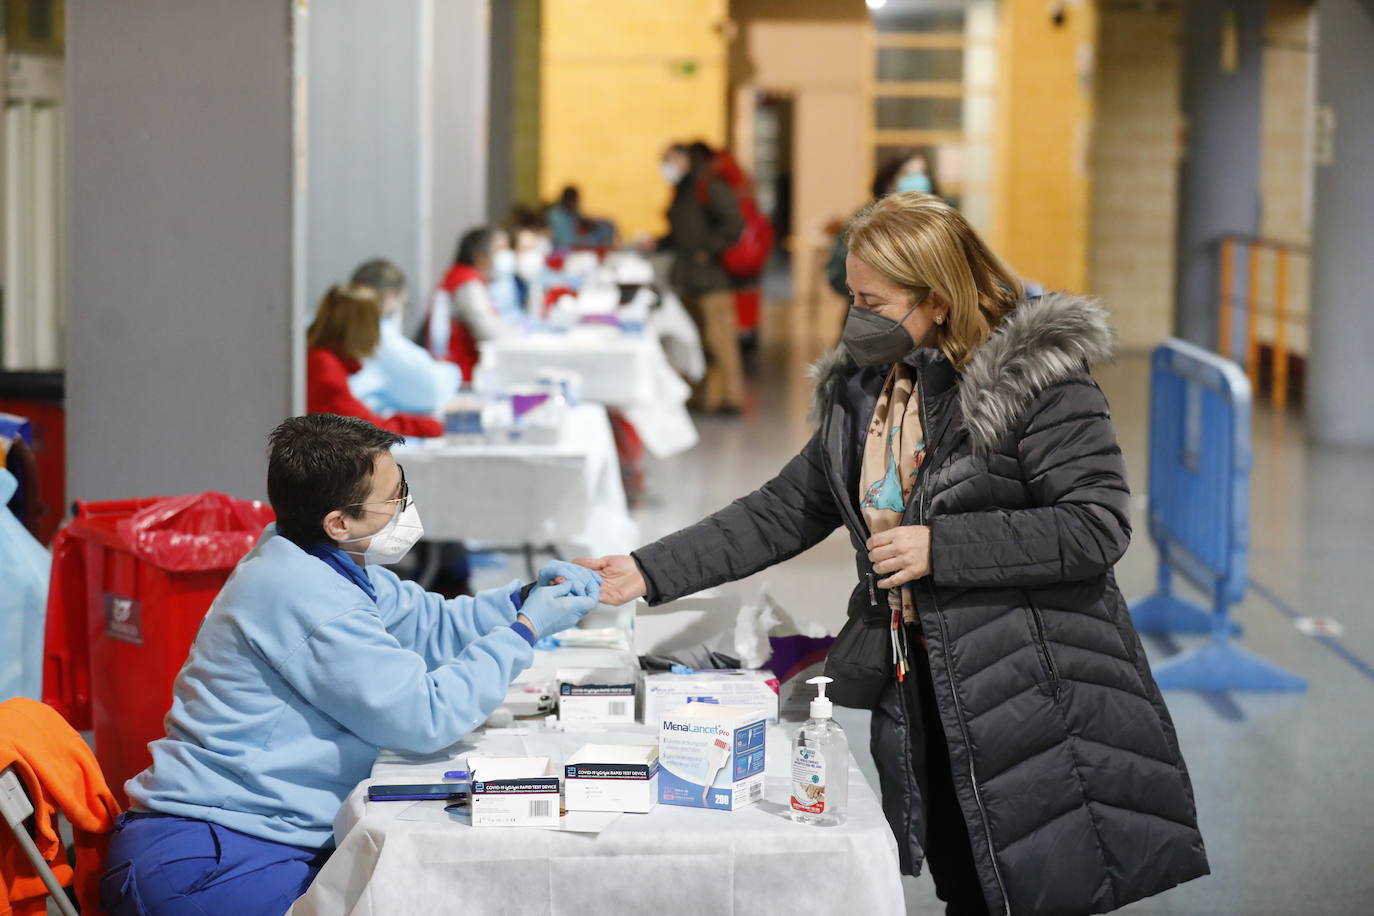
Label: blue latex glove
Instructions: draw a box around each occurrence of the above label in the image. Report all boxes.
[537,560,601,599]
[520,580,599,639]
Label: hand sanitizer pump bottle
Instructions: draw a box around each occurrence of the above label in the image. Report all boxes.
[790,676,848,826]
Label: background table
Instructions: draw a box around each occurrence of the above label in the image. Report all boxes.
[646,289,706,384]
[288,723,905,916]
[478,330,698,459]
[396,403,638,558]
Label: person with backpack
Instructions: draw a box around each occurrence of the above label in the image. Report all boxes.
[699,146,775,350]
[659,142,746,413]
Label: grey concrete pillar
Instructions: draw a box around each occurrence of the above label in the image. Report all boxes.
[1174,0,1266,349]
[488,0,517,224]
[66,1,300,502]
[429,0,491,297]
[306,0,427,327]
[306,0,488,336]
[1307,0,1374,447]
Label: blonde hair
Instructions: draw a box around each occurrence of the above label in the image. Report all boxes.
[306,284,382,362]
[845,192,1023,368]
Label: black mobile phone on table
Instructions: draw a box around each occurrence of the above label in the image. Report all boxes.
[367,783,468,802]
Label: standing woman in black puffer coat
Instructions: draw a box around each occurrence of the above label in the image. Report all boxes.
[579,192,1210,916]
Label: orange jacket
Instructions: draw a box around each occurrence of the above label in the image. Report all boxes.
[0,698,120,916]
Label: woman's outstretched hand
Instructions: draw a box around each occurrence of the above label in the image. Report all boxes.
[573,555,647,606]
[867,525,932,589]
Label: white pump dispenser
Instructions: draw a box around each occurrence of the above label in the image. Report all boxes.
[808,675,834,719]
[790,676,849,826]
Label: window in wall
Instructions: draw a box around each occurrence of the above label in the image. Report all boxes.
[3,55,66,371]
[875,48,964,82]
[875,96,963,132]
[867,0,999,234]
[873,9,965,34]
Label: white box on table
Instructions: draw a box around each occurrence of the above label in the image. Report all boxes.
[563,744,660,814]
[643,669,780,726]
[658,704,768,811]
[468,755,561,827]
[557,666,638,724]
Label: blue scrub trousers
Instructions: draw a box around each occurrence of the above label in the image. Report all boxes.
[100,812,330,915]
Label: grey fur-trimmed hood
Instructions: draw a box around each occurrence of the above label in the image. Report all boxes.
[810,292,1116,453]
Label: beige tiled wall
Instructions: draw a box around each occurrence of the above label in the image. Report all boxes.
[1087,6,1181,351]
[1256,0,1315,355]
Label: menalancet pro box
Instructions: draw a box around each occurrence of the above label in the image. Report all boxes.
[658,704,767,811]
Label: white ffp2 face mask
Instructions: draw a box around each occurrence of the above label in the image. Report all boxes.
[338,499,424,566]
[517,249,544,279]
[492,248,517,277]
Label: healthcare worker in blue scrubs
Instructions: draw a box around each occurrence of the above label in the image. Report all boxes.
[100,414,601,914]
[346,258,463,417]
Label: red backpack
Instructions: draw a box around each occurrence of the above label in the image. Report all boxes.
[696,176,774,281]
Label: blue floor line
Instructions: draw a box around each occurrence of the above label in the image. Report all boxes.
[1249,577,1374,686]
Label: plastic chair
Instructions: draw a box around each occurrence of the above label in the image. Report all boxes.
[0,697,121,916]
[0,764,79,916]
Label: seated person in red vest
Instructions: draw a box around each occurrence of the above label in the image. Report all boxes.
[426,227,518,380]
[307,284,443,438]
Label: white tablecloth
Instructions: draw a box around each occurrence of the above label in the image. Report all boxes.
[478,331,698,459]
[288,724,905,916]
[647,290,706,384]
[578,252,704,384]
[395,404,637,557]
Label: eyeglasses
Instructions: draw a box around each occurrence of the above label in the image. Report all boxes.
[343,464,410,512]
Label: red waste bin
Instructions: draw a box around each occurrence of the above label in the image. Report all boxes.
[42,493,273,806]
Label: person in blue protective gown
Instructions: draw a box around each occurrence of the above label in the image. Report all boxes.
[100,414,601,915]
[346,259,462,417]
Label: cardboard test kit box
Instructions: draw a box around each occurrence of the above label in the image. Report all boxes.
[468,755,561,827]
[558,666,638,724]
[643,669,780,725]
[563,744,660,814]
[658,704,767,811]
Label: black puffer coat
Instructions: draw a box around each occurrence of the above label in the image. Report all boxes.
[633,294,1209,915]
[663,166,744,297]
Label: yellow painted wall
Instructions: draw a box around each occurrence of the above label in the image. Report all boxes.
[993,0,1096,292]
[540,0,729,238]
[1256,0,1315,354]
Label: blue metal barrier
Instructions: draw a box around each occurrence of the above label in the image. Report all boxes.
[1129,340,1305,691]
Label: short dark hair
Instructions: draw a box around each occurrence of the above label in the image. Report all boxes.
[455,227,496,267]
[267,415,404,544]
[350,258,407,296]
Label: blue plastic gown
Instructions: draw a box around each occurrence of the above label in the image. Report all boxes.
[0,468,50,701]
[348,315,461,416]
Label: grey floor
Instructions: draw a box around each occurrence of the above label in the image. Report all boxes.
[634,293,1374,915]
